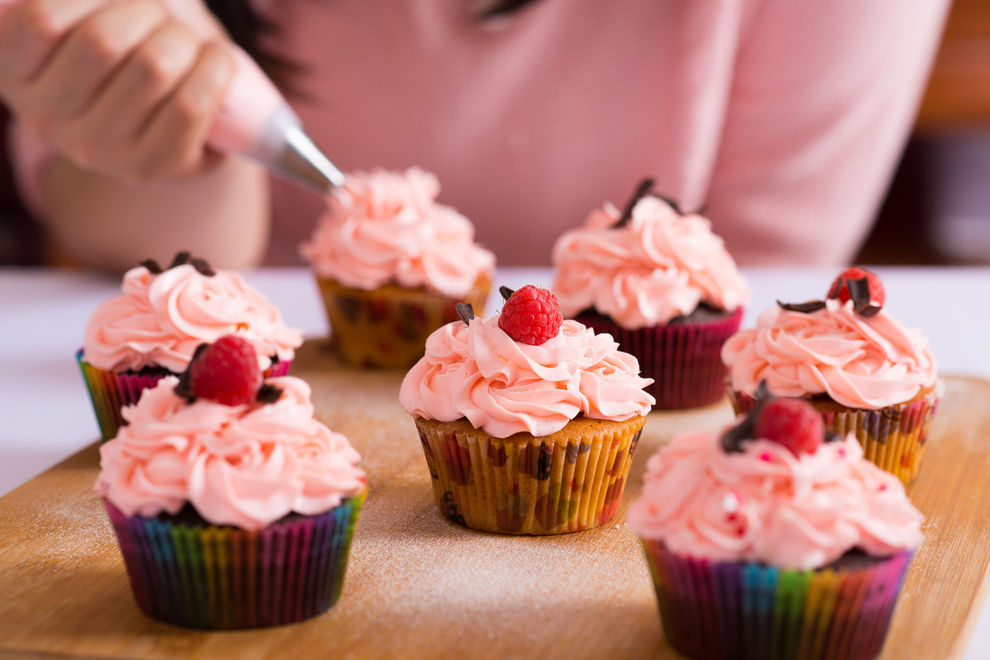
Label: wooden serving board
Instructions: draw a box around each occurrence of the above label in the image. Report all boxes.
[1,341,988,659]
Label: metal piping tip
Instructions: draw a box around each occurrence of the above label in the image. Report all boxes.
[274,125,346,195]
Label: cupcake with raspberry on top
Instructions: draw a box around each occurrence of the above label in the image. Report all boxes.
[80,252,303,441]
[400,285,654,535]
[721,267,940,484]
[300,167,494,368]
[96,335,366,629]
[628,391,923,660]
[551,178,749,409]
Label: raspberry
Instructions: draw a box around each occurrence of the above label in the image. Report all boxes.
[827,267,885,307]
[498,285,563,345]
[753,398,824,456]
[188,335,262,406]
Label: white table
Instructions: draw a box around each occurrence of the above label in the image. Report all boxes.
[2,265,989,658]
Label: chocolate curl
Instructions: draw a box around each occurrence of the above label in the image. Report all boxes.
[173,342,209,402]
[614,177,656,228]
[190,258,216,277]
[256,383,283,404]
[140,259,164,274]
[777,300,827,314]
[169,251,192,269]
[848,277,882,317]
[721,380,772,453]
[499,285,515,301]
[455,303,475,325]
[825,430,843,443]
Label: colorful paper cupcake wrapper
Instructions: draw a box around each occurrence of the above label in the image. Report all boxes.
[104,493,363,629]
[729,389,940,485]
[577,308,742,410]
[315,276,491,369]
[415,418,644,535]
[77,350,293,442]
[642,542,913,660]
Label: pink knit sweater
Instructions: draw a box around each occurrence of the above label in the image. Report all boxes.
[12,0,950,266]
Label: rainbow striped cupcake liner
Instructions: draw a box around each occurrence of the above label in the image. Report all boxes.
[729,389,940,485]
[77,350,293,442]
[415,417,644,535]
[576,308,742,410]
[642,542,913,660]
[315,276,491,369]
[104,493,364,629]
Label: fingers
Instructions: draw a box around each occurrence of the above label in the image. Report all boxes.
[131,41,235,181]
[0,0,108,86]
[61,21,202,155]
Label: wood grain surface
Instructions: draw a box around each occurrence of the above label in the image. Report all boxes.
[1,340,988,659]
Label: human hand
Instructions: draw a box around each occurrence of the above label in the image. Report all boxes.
[0,0,235,183]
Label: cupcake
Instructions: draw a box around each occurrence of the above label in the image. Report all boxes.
[551,178,748,409]
[79,252,304,441]
[399,285,654,535]
[95,335,366,629]
[628,395,923,660]
[721,267,940,484]
[300,167,494,368]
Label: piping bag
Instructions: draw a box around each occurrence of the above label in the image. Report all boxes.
[0,0,346,194]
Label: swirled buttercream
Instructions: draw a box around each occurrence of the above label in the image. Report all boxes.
[300,168,495,297]
[95,376,366,530]
[399,316,655,438]
[722,299,937,409]
[83,264,303,373]
[551,196,749,328]
[627,430,923,570]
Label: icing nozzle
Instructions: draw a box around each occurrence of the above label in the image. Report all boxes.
[273,125,346,195]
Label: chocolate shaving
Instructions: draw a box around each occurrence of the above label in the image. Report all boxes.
[858,304,882,318]
[169,251,192,269]
[614,177,656,228]
[190,258,216,277]
[140,259,163,274]
[256,383,283,404]
[721,411,759,454]
[455,303,475,325]
[754,380,771,402]
[777,299,827,314]
[499,285,515,301]
[847,277,883,316]
[824,430,843,443]
[173,342,209,402]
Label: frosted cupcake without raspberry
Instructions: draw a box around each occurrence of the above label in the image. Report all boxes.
[551,178,749,409]
[300,167,494,368]
[628,394,923,660]
[79,252,303,441]
[399,286,654,535]
[721,267,940,483]
[96,335,366,629]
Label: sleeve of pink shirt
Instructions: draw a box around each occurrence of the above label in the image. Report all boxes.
[706,0,951,265]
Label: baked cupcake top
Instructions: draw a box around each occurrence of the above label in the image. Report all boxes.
[551,179,749,329]
[627,394,923,570]
[721,268,937,409]
[83,253,303,373]
[399,286,655,438]
[95,337,365,531]
[299,167,495,297]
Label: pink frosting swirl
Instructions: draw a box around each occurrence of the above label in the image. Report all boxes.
[83,264,304,373]
[722,299,937,409]
[627,430,923,570]
[551,196,749,328]
[399,316,654,438]
[300,167,495,297]
[95,376,366,531]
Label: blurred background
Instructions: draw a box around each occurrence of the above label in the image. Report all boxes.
[1,0,988,268]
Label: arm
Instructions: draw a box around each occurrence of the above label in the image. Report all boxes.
[41,152,268,272]
[0,0,270,273]
[705,0,951,266]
